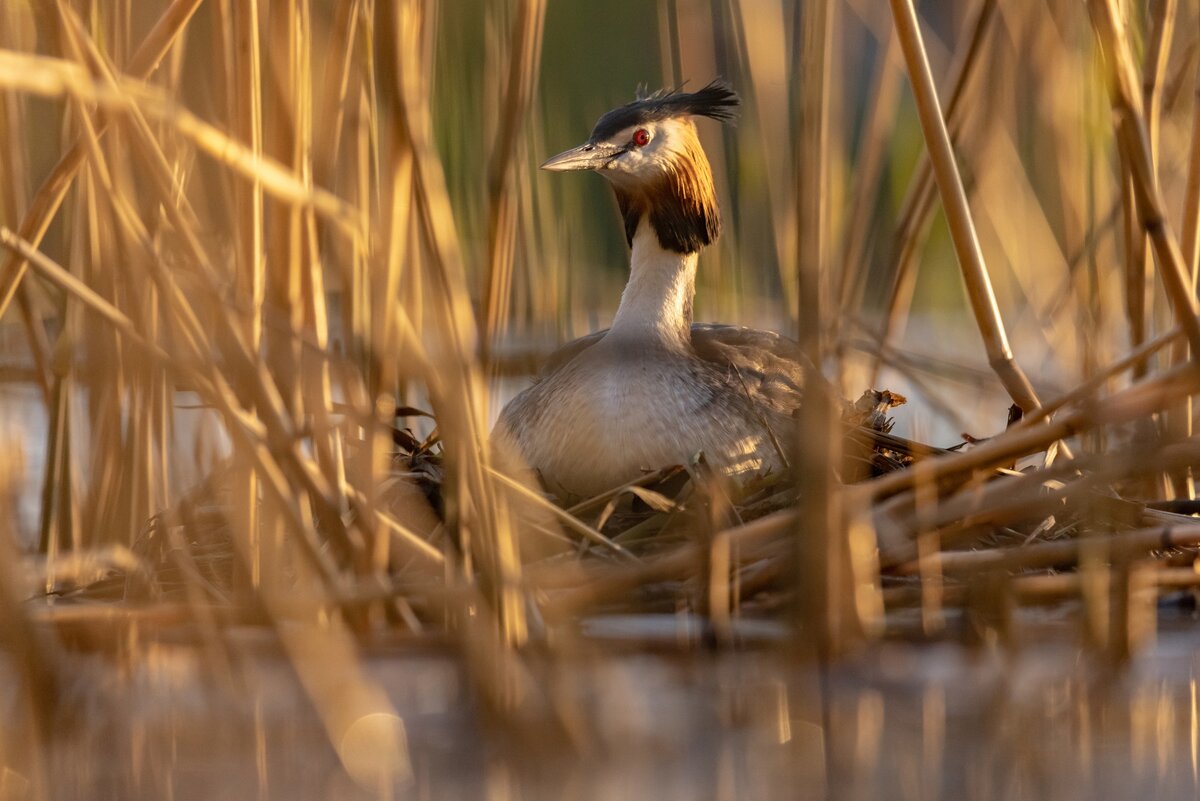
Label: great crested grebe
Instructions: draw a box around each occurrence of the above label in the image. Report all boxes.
[495,81,806,498]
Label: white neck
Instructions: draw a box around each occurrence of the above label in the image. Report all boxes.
[607,220,697,348]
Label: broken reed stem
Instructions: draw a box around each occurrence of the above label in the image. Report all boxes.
[876,439,1200,559]
[882,569,1171,610]
[854,361,1200,503]
[888,0,1043,414]
[891,522,1200,576]
[1087,0,1200,358]
[538,508,790,619]
[343,485,445,567]
[486,467,637,561]
[564,465,686,518]
[1017,326,1183,429]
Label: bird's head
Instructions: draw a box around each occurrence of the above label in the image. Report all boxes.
[541,81,740,254]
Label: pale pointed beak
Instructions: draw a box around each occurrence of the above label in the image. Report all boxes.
[540,141,624,172]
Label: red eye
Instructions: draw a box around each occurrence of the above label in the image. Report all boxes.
[632,128,650,147]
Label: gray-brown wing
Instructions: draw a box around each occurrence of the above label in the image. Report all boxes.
[689,323,807,414]
[535,324,806,413]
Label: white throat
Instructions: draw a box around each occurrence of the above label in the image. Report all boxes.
[607,220,697,348]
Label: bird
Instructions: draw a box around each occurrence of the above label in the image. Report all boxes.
[494,81,807,499]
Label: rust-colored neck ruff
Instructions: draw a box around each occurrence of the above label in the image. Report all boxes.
[612,127,720,255]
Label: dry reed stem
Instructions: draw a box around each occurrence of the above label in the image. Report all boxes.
[1122,0,1178,378]
[0,23,379,587]
[1168,8,1200,479]
[735,0,800,310]
[381,0,528,646]
[0,228,366,602]
[0,0,204,324]
[0,4,50,402]
[0,454,62,742]
[1087,0,1200,357]
[836,24,901,319]
[794,0,868,654]
[221,0,267,588]
[873,0,995,377]
[227,0,266,346]
[295,4,348,581]
[481,0,546,361]
[1183,35,1200,291]
[0,52,360,234]
[0,227,173,364]
[313,0,360,192]
[889,0,1043,415]
[1120,155,1149,379]
[1143,0,1176,178]
[261,0,305,422]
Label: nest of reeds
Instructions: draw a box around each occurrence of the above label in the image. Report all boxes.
[58,377,1192,661]
[101,390,902,600]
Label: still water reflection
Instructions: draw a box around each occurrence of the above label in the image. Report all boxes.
[4,618,1200,801]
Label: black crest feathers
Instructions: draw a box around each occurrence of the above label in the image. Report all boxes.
[589,80,740,143]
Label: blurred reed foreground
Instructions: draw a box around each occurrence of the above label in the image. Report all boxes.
[3,0,1200,798]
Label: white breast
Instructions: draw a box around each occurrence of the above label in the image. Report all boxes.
[496,339,782,498]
